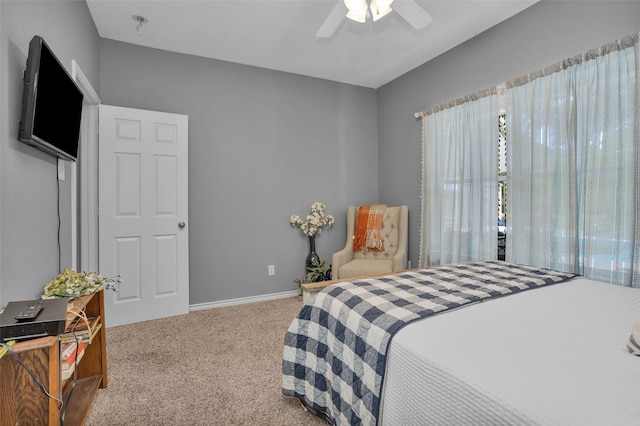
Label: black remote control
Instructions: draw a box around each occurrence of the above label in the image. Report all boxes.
[14,300,44,321]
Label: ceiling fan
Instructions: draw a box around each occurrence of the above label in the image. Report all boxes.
[316,0,433,38]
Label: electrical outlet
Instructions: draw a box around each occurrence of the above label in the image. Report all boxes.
[57,159,65,181]
[268,265,275,276]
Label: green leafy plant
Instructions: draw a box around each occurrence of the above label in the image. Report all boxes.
[305,257,332,283]
[294,257,332,294]
[42,269,107,298]
[42,269,122,299]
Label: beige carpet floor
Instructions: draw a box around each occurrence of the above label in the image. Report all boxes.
[86,296,326,425]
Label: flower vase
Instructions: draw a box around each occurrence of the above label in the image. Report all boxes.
[305,236,320,272]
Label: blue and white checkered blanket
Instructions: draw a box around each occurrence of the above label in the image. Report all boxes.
[282,261,578,425]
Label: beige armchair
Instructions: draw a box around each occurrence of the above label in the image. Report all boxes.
[332,205,408,280]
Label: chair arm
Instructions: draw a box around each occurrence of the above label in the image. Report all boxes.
[391,249,407,272]
[392,205,409,271]
[331,205,357,280]
[332,244,354,280]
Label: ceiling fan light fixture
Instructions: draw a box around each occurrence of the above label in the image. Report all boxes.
[316,0,432,39]
[344,0,367,23]
[371,0,393,21]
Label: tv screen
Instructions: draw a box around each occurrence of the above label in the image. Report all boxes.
[18,35,84,162]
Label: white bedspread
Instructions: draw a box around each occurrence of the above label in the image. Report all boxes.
[381,278,640,425]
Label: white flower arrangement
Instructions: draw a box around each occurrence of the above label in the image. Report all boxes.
[290,202,335,238]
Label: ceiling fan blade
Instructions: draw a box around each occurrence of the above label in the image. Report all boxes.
[316,1,348,38]
[393,0,433,30]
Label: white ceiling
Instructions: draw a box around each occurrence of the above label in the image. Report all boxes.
[86,0,539,89]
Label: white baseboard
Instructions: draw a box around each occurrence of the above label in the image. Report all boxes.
[189,289,300,311]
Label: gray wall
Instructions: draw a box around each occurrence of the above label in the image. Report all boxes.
[98,41,378,304]
[377,1,640,266]
[0,1,100,307]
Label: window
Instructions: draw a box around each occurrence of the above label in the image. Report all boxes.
[497,113,506,260]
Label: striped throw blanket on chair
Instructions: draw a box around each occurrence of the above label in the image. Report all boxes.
[353,204,386,252]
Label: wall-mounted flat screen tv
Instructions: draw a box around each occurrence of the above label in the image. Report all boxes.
[18,35,84,162]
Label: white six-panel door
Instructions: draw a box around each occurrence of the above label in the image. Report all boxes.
[99,105,189,327]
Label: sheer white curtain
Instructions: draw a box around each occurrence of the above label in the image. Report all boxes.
[419,92,498,266]
[507,34,639,287]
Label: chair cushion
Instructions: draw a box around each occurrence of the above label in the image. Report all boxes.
[338,259,393,279]
[354,206,400,260]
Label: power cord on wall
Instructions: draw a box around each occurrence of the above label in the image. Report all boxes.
[57,159,62,273]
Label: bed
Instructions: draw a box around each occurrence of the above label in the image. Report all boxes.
[282,261,640,425]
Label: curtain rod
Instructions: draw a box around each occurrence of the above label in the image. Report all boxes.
[413,32,638,119]
[413,86,499,119]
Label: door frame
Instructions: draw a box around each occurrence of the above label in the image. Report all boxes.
[72,60,100,272]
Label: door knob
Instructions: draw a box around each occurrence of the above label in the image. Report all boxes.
[178,222,186,229]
